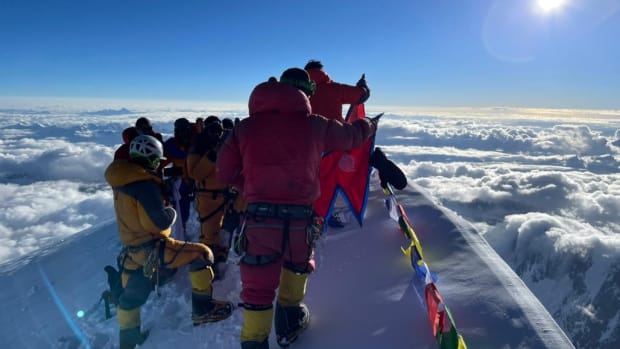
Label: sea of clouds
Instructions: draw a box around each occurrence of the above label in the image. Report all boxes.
[0,99,619,346]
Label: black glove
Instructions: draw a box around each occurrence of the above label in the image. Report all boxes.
[356,74,368,89]
[356,74,370,103]
[370,147,408,190]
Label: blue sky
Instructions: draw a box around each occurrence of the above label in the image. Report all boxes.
[1,0,619,109]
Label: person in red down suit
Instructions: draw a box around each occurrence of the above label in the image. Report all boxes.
[216,68,377,349]
[304,60,371,228]
[304,59,369,123]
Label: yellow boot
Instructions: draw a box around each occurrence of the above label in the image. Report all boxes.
[241,305,273,348]
[275,269,310,346]
[189,268,234,325]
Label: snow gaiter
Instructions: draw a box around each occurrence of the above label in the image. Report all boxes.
[241,304,274,346]
[277,268,308,306]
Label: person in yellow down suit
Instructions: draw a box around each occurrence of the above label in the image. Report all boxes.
[104,134,233,349]
[187,116,233,278]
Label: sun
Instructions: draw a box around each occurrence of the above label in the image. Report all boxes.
[536,0,566,13]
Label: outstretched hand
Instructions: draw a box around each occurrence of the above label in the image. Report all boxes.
[356,74,368,89]
[356,73,370,103]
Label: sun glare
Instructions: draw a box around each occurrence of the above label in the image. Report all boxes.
[536,0,566,13]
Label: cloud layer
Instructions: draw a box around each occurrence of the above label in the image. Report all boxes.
[0,102,619,346]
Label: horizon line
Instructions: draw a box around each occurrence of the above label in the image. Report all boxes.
[1,95,619,122]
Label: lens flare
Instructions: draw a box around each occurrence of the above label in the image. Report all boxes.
[537,0,566,13]
[39,267,91,349]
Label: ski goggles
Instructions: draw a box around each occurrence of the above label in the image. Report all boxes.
[145,154,163,170]
[280,77,316,97]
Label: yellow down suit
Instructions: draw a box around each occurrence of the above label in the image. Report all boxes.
[104,159,218,336]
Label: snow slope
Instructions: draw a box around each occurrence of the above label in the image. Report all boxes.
[0,177,574,349]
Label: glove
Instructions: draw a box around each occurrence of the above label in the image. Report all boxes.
[356,74,370,104]
[356,74,368,89]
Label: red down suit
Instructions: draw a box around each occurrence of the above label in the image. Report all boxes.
[216,80,375,306]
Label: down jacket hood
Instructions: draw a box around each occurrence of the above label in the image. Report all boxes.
[105,159,172,246]
[217,78,375,205]
[248,80,312,116]
[105,159,162,188]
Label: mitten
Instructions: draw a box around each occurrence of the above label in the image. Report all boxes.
[356,74,368,90]
[356,74,370,103]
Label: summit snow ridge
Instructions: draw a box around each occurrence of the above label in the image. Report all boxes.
[0,180,575,348]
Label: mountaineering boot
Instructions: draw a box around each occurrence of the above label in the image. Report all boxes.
[369,147,408,190]
[191,292,234,325]
[274,302,310,347]
[241,338,270,349]
[189,266,233,324]
[119,327,149,349]
[118,308,147,349]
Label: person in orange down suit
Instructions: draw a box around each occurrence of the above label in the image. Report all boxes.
[216,68,377,348]
[104,134,233,349]
[187,116,233,278]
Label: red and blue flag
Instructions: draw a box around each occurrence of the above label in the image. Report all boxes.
[313,103,375,226]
